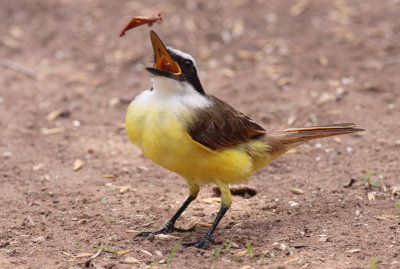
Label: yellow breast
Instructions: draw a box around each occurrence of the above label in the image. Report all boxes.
[125,97,270,185]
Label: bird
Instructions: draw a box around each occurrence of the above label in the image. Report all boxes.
[125,31,365,249]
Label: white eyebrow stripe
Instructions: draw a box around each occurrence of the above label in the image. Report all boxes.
[167,47,197,69]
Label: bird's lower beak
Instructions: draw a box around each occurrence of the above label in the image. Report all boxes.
[149,31,181,75]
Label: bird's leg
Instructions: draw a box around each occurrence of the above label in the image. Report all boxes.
[183,179,231,249]
[183,204,228,249]
[134,183,199,239]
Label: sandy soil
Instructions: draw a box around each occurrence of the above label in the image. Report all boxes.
[1,0,400,268]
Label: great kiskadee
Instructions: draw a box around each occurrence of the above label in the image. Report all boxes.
[125,31,364,249]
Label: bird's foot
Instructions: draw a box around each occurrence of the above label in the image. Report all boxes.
[183,235,212,249]
[133,222,194,239]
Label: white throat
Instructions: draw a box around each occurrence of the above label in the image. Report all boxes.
[151,76,212,108]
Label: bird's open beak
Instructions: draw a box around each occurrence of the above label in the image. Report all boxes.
[149,31,181,76]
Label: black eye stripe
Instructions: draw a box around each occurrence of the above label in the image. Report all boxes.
[164,48,204,93]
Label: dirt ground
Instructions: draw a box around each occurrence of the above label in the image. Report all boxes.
[1,0,400,268]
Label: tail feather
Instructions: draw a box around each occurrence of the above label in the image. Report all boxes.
[268,123,365,145]
[281,123,358,132]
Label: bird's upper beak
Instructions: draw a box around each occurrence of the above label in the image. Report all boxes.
[147,31,181,76]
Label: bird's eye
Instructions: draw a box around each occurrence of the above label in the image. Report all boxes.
[184,60,193,68]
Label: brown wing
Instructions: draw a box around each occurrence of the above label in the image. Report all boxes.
[188,96,266,150]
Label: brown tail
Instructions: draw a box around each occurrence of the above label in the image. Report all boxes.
[268,123,365,146]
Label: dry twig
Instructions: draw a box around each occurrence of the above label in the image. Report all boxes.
[2,59,38,80]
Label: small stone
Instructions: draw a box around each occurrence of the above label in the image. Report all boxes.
[345,248,361,254]
[119,186,129,194]
[202,197,221,204]
[319,56,329,67]
[392,186,400,196]
[140,249,152,256]
[32,163,44,171]
[73,159,84,171]
[154,234,178,241]
[3,152,12,159]
[46,109,63,121]
[109,97,120,107]
[41,127,64,135]
[290,188,304,195]
[367,192,376,201]
[76,253,94,258]
[10,25,23,39]
[235,250,248,257]
[32,236,45,243]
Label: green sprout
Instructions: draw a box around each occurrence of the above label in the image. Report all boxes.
[103,213,113,223]
[370,258,377,269]
[213,246,223,259]
[361,170,381,188]
[213,242,233,259]
[166,239,181,269]
[96,246,118,255]
[225,242,233,252]
[246,239,253,259]
[362,171,371,181]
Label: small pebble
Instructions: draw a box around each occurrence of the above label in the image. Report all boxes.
[3,151,12,159]
[32,236,45,243]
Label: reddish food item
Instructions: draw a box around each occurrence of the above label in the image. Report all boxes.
[119,12,163,37]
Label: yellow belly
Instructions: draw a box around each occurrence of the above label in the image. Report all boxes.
[125,102,271,185]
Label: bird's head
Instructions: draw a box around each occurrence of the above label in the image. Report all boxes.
[146,31,205,95]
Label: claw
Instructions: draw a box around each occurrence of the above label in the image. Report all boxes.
[133,223,195,240]
[183,235,212,249]
[133,230,163,239]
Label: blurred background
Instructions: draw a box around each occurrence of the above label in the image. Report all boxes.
[1,0,399,268]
